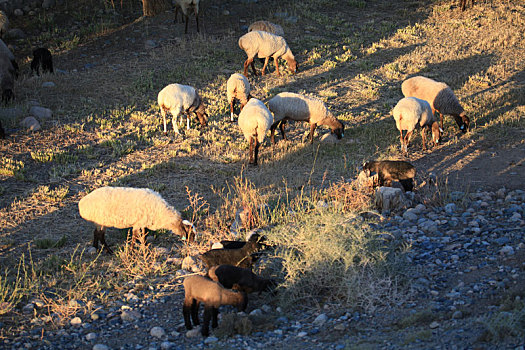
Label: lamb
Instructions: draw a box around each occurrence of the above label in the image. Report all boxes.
[207,265,275,295]
[201,239,262,269]
[362,160,416,192]
[0,54,15,103]
[31,48,54,75]
[226,73,251,122]
[248,21,284,36]
[0,11,8,38]
[401,76,470,133]
[78,186,195,254]
[157,83,208,135]
[174,0,200,34]
[238,31,297,77]
[183,275,247,336]
[392,97,441,153]
[267,92,344,144]
[238,98,273,166]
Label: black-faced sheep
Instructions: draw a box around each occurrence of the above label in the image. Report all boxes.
[183,275,247,336]
[401,76,470,133]
[238,31,297,77]
[238,98,273,166]
[157,83,208,135]
[201,239,261,269]
[31,48,53,76]
[248,21,284,36]
[267,92,344,144]
[363,160,416,192]
[227,73,251,122]
[207,264,275,295]
[393,97,441,153]
[78,186,195,254]
[174,0,200,34]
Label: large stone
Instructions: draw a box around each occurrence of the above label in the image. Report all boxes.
[374,187,410,212]
[150,326,166,339]
[320,133,339,143]
[20,116,40,131]
[8,28,25,38]
[356,170,378,190]
[181,255,200,272]
[29,106,52,119]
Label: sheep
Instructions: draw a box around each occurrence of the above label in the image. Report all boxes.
[393,97,441,153]
[362,160,416,192]
[0,39,18,77]
[183,275,247,336]
[401,76,470,133]
[0,54,15,103]
[207,265,275,295]
[0,11,8,38]
[248,20,284,36]
[174,0,200,34]
[78,186,195,254]
[238,31,297,77]
[31,48,53,76]
[238,98,273,166]
[157,83,208,135]
[267,92,344,144]
[200,239,262,269]
[226,73,251,122]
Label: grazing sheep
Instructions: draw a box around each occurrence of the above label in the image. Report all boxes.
[157,83,208,135]
[208,265,275,295]
[363,160,416,192]
[201,239,261,269]
[78,186,195,254]
[0,11,8,38]
[0,55,14,103]
[174,0,200,34]
[31,48,53,75]
[183,275,247,336]
[227,73,251,122]
[238,98,273,166]
[393,97,441,153]
[401,76,470,133]
[238,31,297,77]
[267,92,344,144]
[248,20,284,36]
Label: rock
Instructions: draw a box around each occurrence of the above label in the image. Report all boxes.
[85,333,97,341]
[181,255,200,272]
[120,309,140,322]
[29,106,52,119]
[186,328,200,338]
[429,321,439,329]
[334,323,345,331]
[91,313,100,321]
[204,336,218,344]
[2,107,23,118]
[13,9,23,16]
[452,311,463,319]
[374,187,410,212]
[70,317,82,326]
[144,39,157,49]
[356,170,378,189]
[414,204,426,212]
[150,326,166,339]
[313,313,328,325]
[7,27,25,38]
[320,133,339,143]
[500,246,514,255]
[42,0,55,8]
[160,341,174,349]
[92,345,109,350]
[403,208,419,221]
[22,303,35,314]
[211,242,223,249]
[222,9,230,15]
[87,247,98,255]
[41,82,55,88]
[297,331,308,337]
[20,116,40,131]
[250,309,263,316]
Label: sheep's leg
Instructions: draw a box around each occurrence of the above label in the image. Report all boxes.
[270,122,279,145]
[261,57,270,76]
[160,108,168,134]
[421,127,427,151]
[93,228,100,250]
[244,58,257,77]
[230,100,235,122]
[404,130,413,153]
[399,129,404,152]
[250,61,257,76]
[202,306,212,336]
[308,123,317,144]
[171,110,180,134]
[279,120,288,140]
[274,56,280,76]
[191,300,200,325]
[248,137,255,165]
[195,12,199,33]
[211,308,219,328]
[253,139,260,166]
[184,14,189,34]
[94,227,113,254]
[186,114,190,130]
[183,298,193,329]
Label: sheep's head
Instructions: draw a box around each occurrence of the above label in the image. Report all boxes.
[459,112,470,133]
[171,219,196,242]
[195,102,208,127]
[431,122,442,145]
[332,121,344,139]
[231,287,248,311]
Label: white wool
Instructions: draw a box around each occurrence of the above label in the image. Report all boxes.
[158,83,199,133]
[401,76,464,116]
[78,186,183,233]
[267,92,331,124]
[227,73,250,107]
[0,11,8,37]
[238,98,273,144]
[248,21,284,36]
[393,97,436,133]
[238,31,292,60]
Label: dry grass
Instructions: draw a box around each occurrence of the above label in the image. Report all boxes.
[0,0,524,340]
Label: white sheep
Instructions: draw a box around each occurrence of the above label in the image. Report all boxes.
[0,11,8,38]
[401,76,470,133]
[78,186,196,254]
[248,20,284,36]
[226,73,251,122]
[267,92,344,144]
[238,31,297,77]
[393,97,441,153]
[157,83,208,135]
[238,98,274,166]
[174,0,200,34]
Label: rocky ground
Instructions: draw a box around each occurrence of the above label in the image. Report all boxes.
[2,186,524,350]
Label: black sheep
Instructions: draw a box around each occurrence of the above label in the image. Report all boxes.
[31,48,53,76]
[363,160,416,192]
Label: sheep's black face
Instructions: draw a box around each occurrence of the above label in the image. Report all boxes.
[460,115,470,133]
[332,125,344,139]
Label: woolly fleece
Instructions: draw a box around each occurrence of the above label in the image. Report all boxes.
[238,98,273,143]
[393,97,436,132]
[248,21,284,36]
[227,73,250,107]
[238,31,292,61]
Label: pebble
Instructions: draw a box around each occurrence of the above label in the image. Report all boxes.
[204,336,218,344]
[70,317,82,326]
[313,313,328,325]
[86,333,97,341]
[429,321,439,329]
[150,326,165,339]
[92,345,109,350]
[160,341,174,349]
[185,329,200,338]
[297,331,308,337]
[500,245,514,255]
[121,309,141,322]
[41,82,56,88]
